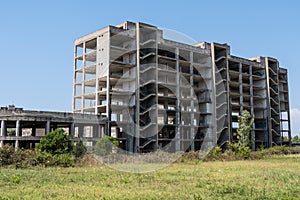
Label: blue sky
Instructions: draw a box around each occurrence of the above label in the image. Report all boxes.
[0,0,300,135]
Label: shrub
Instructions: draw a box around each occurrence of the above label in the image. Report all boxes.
[0,146,41,168]
[208,146,223,160]
[228,142,251,159]
[178,151,200,162]
[51,154,75,167]
[264,145,289,155]
[72,138,87,158]
[289,146,300,154]
[237,145,251,159]
[94,136,119,156]
[248,151,265,160]
[0,145,15,166]
[14,149,40,168]
[33,151,74,167]
[76,153,102,167]
[37,128,73,155]
[292,135,300,142]
[34,151,53,165]
[0,145,75,168]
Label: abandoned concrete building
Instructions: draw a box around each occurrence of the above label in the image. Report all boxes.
[72,21,291,152]
[0,21,291,152]
[0,105,104,148]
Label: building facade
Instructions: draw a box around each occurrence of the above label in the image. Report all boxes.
[73,21,291,152]
[0,105,104,148]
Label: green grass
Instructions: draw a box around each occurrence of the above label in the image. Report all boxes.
[1,156,300,199]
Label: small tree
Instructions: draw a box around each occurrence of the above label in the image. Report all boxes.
[72,138,87,158]
[236,110,254,147]
[292,135,300,142]
[93,136,119,156]
[38,128,73,155]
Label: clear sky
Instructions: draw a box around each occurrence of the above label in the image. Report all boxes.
[0,0,300,135]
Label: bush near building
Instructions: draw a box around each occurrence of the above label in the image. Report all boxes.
[93,136,119,156]
[37,128,73,155]
[0,129,78,168]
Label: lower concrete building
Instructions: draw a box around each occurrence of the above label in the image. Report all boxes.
[73,21,291,153]
[0,105,104,148]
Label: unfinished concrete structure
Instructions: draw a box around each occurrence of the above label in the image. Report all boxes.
[73,21,291,152]
[0,105,104,148]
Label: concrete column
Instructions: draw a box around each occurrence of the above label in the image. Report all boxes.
[15,120,20,149]
[100,125,104,138]
[0,120,5,147]
[69,123,75,139]
[46,120,51,134]
[97,125,101,138]
[32,126,36,136]
[81,42,86,113]
[52,124,57,131]
[134,23,140,153]
[1,120,5,137]
[189,51,195,151]
[249,65,255,150]
[239,63,243,113]
[210,43,218,147]
[15,140,19,149]
[16,120,20,137]
[31,125,36,148]
[175,47,180,152]
[93,125,99,138]
[78,125,84,138]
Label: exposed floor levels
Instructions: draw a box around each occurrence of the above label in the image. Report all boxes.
[0,105,104,148]
[73,21,291,153]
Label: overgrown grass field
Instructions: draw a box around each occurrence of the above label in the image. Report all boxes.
[1,155,300,200]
